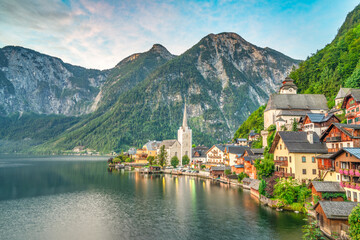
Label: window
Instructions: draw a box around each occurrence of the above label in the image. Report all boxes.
[302,156,306,163]
[354,192,358,201]
[280,145,282,150]
[356,117,360,122]
[312,157,315,163]
[347,143,351,147]
[336,162,338,167]
[357,107,359,112]
[349,119,353,124]
[332,144,335,148]
[322,159,324,165]
[289,156,291,163]
[340,143,343,148]
[302,169,306,175]
[346,153,348,157]
[347,191,352,200]
[337,175,340,181]
[313,169,316,175]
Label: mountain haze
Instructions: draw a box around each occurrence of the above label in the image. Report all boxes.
[39,32,299,153]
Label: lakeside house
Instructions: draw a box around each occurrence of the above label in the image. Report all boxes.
[320,123,360,152]
[261,77,328,147]
[210,166,231,178]
[269,131,328,182]
[192,146,209,167]
[235,138,248,146]
[206,145,226,167]
[224,145,250,166]
[342,89,360,124]
[309,181,346,204]
[300,113,340,137]
[314,201,358,238]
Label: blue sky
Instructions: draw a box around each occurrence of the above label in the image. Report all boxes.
[0,0,359,69]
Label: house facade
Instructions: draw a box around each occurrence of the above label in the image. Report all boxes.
[341,89,360,124]
[269,131,328,182]
[301,113,340,136]
[309,181,346,204]
[206,145,226,167]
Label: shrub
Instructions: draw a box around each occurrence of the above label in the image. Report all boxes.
[349,204,360,240]
[238,172,248,182]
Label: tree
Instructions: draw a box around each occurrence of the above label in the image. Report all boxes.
[238,172,249,182]
[224,169,231,175]
[147,156,155,166]
[302,220,324,240]
[273,178,299,205]
[349,204,360,239]
[254,159,274,180]
[170,156,179,168]
[292,118,298,131]
[158,145,168,167]
[182,155,190,166]
[192,144,196,148]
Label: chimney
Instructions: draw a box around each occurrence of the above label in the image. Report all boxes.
[307,131,314,144]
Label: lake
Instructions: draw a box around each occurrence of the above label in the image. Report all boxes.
[0,156,306,240]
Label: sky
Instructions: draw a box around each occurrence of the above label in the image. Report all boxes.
[0,0,359,70]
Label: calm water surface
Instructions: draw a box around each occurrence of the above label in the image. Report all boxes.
[0,156,306,240]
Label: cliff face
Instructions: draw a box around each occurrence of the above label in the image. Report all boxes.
[0,46,107,116]
[43,32,299,152]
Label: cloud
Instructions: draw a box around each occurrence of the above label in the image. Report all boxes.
[0,0,359,69]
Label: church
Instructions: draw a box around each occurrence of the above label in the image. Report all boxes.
[157,103,192,166]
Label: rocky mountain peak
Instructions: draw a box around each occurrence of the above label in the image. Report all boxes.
[149,43,174,60]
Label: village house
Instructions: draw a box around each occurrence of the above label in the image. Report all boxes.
[341,89,360,124]
[210,166,231,178]
[248,130,260,142]
[335,88,351,108]
[300,113,340,136]
[314,201,357,238]
[262,77,328,146]
[330,148,360,202]
[316,153,337,181]
[224,145,250,166]
[320,123,360,153]
[269,131,328,182]
[143,140,161,157]
[308,181,346,204]
[134,148,148,164]
[205,145,226,168]
[231,148,263,178]
[191,146,209,167]
[235,138,248,146]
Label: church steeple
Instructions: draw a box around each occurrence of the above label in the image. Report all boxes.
[182,102,188,128]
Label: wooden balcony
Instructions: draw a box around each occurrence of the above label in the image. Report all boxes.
[345,112,356,118]
[327,136,341,142]
[274,171,295,178]
[274,160,288,167]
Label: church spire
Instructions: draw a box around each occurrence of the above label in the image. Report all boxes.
[182,102,188,129]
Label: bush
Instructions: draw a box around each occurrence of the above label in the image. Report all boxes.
[273,178,299,205]
[349,204,360,240]
[238,172,248,182]
[182,155,190,166]
[224,169,231,175]
[302,220,324,240]
[171,156,179,168]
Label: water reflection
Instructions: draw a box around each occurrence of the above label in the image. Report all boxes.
[0,156,306,240]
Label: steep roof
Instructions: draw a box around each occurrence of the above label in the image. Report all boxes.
[310,181,345,193]
[316,201,358,220]
[280,77,298,90]
[306,113,338,123]
[270,131,328,154]
[329,148,360,160]
[342,89,360,108]
[335,88,351,99]
[144,140,162,151]
[250,148,264,155]
[226,146,250,155]
[249,179,261,191]
[159,139,179,148]
[320,123,360,141]
[265,94,328,112]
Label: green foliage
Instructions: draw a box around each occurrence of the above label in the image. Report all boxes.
[292,118,298,131]
[182,155,190,166]
[192,144,196,148]
[274,178,299,205]
[237,172,249,182]
[289,5,360,103]
[302,220,325,240]
[201,164,206,169]
[349,204,360,239]
[157,145,167,167]
[259,179,270,197]
[321,192,347,200]
[147,156,155,166]
[313,194,321,205]
[233,105,266,140]
[170,156,179,168]
[224,169,231,175]
[254,159,274,180]
[251,139,262,148]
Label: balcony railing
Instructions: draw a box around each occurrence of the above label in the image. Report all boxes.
[327,136,341,142]
[345,112,356,118]
[274,171,295,178]
[274,160,288,167]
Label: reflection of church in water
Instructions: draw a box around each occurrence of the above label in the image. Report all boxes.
[157,103,192,165]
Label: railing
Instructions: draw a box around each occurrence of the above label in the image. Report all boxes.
[345,112,356,118]
[274,171,295,178]
[327,136,341,142]
[274,160,288,167]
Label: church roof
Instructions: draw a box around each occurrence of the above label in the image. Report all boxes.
[280,77,298,90]
[144,140,162,151]
[265,94,328,112]
[159,140,179,148]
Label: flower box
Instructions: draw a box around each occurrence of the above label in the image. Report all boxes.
[344,169,349,175]
[339,169,344,174]
[351,183,357,189]
[340,182,345,188]
[356,184,360,190]
[355,170,360,177]
[349,169,355,176]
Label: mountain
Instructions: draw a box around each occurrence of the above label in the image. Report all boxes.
[289,4,360,107]
[0,46,109,116]
[39,32,299,153]
[234,4,360,140]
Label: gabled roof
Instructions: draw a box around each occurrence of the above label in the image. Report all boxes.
[305,113,339,123]
[335,88,351,100]
[206,144,226,154]
[309,181,345,193]
[315,201,358,220]
[269,131,328,154]
[320,123,360,141]
[159,139,179,148]
[249,179,261,191]
[329,148,360,160]
[144,140,162,151]
[250,148,264,155]
[237,138,247,142]
[341,89,360,108]
[280,77,298,90]
[265,94,328,112]
[225,146,250,155]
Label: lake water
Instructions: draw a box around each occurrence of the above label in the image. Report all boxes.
[0,156,306,240]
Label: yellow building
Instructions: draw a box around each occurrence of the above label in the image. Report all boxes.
[134,148,148,164]
[269,131,328,182]
[143,140,161,157]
